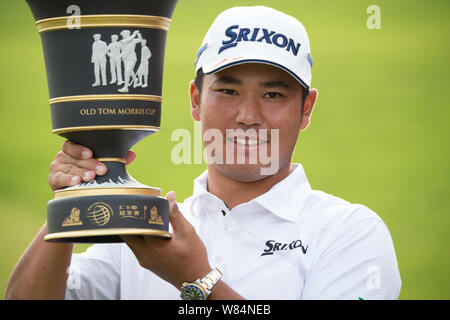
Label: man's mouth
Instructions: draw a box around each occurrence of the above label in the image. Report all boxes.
[227,136,268,147]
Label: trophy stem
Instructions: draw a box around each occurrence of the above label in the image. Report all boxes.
[91,160,132,186]
[60,130,155,159]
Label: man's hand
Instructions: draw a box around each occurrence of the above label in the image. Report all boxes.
[122,191,212,290]
[48,140,136,192]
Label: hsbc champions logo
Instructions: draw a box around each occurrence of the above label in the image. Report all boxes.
[86,202,113,226]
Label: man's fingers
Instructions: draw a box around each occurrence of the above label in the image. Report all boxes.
[166,191,190,234]
[49,159,105,191]
[49,171,81,191]
[62,140,93,160]
[121,236,145,264]
[121,235,161,256]
[50,162,96,182]
[121,235,145,248]
[54,152,106,175]
[125,150,137,166]
[57,142,107,175]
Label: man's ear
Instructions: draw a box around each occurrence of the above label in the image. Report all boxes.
[189,80,201,121]
[300,88,318,130]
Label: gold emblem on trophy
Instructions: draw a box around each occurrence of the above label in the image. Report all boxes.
[86,202,113,227]
[61,207,83,227]
[119,204,146,220]
[148,206,164,225]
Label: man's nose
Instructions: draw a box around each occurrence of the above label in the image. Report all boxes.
[235,95,263,127]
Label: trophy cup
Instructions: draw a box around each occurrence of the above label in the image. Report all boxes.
[26,0,178,242]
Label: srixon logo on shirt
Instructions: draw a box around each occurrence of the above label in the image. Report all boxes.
[219,25,301,55]
[261,239,308,256]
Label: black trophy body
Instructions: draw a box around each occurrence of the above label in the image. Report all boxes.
[26,0,178,242]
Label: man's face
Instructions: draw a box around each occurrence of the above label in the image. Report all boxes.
[190,63,316,182]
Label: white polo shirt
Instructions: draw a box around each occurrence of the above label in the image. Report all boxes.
[65,164,401,300]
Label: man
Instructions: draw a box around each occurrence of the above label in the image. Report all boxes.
[107,34,124,85]
[136,39,152,88]
[118,29,142,92]
[6,6,401,300]
[91,33,108,87]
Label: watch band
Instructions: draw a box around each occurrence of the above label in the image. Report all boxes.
[180,268,223,300]
[200,268,223,291]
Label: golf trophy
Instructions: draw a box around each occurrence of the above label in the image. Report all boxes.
[26,0,178,242]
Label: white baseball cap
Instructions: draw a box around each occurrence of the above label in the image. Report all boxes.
[195,6,313,88]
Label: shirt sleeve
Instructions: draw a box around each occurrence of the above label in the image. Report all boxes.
[301,208,402,300]
[65,243,122,300]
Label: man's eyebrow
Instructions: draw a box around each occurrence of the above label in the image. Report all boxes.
[212,77,289,88]
[213,76,242,85]
[260,81,290,89]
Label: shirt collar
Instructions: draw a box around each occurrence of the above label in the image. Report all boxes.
[189,163,311,222]
[252,163,311,222]
[192,169,210,199]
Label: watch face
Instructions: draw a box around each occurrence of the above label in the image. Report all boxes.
[181,284,206,300]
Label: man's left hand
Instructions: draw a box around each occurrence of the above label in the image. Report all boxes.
[121,191,212,290]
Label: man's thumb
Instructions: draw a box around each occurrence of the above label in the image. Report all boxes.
[166,191,187,232]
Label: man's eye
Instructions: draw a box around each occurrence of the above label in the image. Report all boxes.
[218,88,238,95]
[264,92,284,98]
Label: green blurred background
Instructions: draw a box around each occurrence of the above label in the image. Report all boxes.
[0,0,449,299]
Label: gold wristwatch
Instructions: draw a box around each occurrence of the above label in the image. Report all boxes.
[180,268,223,300]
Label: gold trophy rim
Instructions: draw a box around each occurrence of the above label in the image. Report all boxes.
[44,228,172,242]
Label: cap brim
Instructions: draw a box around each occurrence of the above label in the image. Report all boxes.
[202,58,310,89]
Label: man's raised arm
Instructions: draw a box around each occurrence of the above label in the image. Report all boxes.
[5,141,133,299]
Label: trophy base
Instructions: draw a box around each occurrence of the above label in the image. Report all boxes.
[44,228,171,243]
[45,186,171,243]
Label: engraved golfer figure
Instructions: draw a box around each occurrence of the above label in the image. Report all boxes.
[136,39,152,88]
[118,30,142,93]
[91,34,108,87]
[107,34,124,85]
